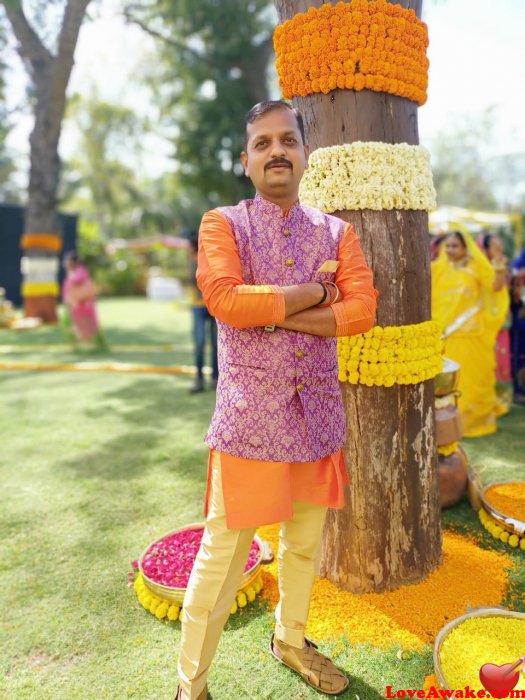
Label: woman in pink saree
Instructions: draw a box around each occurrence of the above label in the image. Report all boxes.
[62,252,105,347]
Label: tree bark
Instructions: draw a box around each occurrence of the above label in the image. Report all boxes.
[2,0,92,320]
[274,0,441,592]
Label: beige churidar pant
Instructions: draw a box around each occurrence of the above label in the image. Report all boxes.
[177,450,328,700]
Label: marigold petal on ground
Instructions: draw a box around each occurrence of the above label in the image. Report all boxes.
[257,525,514,650]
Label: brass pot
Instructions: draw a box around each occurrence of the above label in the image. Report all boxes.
[438,446,468,508]
[434,358,461,397]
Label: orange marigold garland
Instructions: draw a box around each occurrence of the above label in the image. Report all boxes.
[274,0,429,105]
[20,233,62,252]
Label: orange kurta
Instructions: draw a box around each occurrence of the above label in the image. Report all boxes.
[199,208,376,529]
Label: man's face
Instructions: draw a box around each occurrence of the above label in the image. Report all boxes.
[240,108,309,201]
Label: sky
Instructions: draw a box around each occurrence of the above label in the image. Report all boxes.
[4,0,525,187]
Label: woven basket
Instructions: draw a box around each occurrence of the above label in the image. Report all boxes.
[434,607,525,691]
[468,468,525,537]
[139,522,264,604]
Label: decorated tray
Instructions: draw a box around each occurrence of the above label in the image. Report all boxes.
[434,607,525,698]
[131,523,265,620]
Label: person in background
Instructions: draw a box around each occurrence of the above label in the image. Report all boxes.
[62,252,106,350]
[510,250,525,403]
[430,232,445,261]
[432,230,505,437]
[478,233,511,415]
[188,234,218,393]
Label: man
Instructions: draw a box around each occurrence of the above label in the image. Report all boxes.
[175,100,377,699]
[187,234,219,393]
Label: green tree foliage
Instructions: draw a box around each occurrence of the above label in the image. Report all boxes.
[430,110,498,210]
[124,0,276,210]
[61,94,163,239]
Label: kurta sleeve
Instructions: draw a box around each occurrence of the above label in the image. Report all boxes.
[331,223,378,337]
[196,209,286,328]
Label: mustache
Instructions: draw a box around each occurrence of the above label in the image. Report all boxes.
[265,158,293,171]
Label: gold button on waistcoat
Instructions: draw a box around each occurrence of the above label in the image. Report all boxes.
[283,228,291,237]
[295,350,305,359]
[285,257,295,267]
[297,383,305,392]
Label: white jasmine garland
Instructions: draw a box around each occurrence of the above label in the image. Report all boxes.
[299,142,436,213]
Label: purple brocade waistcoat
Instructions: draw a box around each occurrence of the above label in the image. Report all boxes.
[205,193,347,462]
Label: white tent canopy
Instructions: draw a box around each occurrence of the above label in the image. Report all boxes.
[429,206,522,253]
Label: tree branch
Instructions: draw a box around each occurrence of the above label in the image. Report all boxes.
[0,0,53,77]
[56,0,92,68]
[123,4,211,68]
[43,0,92,146]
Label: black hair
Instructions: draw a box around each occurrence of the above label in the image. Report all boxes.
[189,235,199,254]
[64,251,80,265]
[482,233,493,251]
[449,231,467,248]
[243,100,305,149]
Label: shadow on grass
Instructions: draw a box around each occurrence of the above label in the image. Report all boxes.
[461,404,525,479]
[85,375,216,428]
[54,426,209,484]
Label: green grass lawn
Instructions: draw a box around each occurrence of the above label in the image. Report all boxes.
[1,298,524,700]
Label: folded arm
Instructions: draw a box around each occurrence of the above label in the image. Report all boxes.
[276,223,378,337]
[197,209,327,328]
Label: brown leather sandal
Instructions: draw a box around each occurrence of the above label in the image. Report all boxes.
[174,684,208,700]
[269,634,350,696]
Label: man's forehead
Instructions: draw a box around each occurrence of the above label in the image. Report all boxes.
[247,110,301,139]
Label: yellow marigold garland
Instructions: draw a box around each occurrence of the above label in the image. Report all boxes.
[21,281,60,298]
[274,0,429,104]
[478,508,525,551]
[299,142,436,213]
[338,321,443,387]
[132,571,264,621]
[437,441,459,458]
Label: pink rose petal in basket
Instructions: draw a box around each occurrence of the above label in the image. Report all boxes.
[141,527,260,588]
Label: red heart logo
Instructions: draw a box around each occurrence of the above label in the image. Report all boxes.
[479,662,520,698]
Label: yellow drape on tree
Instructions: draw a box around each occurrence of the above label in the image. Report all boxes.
[431,231,503,437]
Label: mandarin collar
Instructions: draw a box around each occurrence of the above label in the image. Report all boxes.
[253,193,301,219]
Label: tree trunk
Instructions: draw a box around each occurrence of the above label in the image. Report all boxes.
[274,0,441,592]
[2,0,91,321]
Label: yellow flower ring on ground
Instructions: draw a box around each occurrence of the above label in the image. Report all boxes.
[132,571,264,621]
[338,321,443,387]
[257,524,514,650]
[20,233,62,252]
[299,142,436,213]
[274,0,429,104]
[478,507,525,551]
[21,281,60,297]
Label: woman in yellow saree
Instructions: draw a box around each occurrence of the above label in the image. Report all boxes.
[432,231,507,437]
